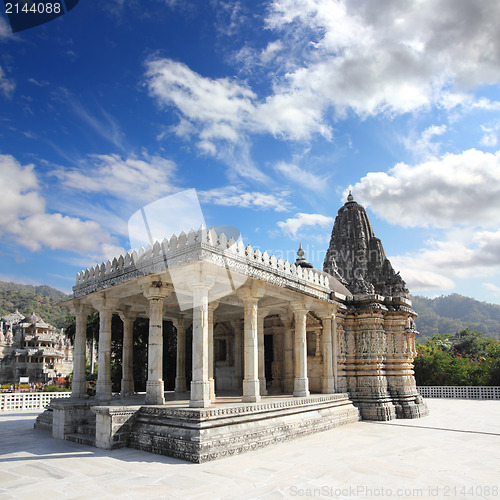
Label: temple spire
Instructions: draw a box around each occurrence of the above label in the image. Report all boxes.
[323,194,408,297]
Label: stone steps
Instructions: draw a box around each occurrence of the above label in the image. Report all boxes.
[66,432,96,447]
[34,408,53,432]
[66,419,96,447]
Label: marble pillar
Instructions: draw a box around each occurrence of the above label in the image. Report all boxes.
[242,296,260,403]
[190,283,212,408]
[95,298,117,403]
[320,313,335,394]
[142,281,172,406]
[293,306,310,397]
[281,314,294,394]
[231,320,243,389]
[173,318,187,393]
[258,308,269,396]
[208,302,219,402]
[119,310,136,396]
[71,302,90,399]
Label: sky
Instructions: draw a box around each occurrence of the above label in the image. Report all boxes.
[1,0,500,304]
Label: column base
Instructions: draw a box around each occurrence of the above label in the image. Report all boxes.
[259,379,268,396]
[242,379,261,403]
[175,377,187,393]
[322,376,335,394]
[121,378,135,396]
[96,381,112,403]
[190,381,211,408]
[209,378,216,402]
[293,377,310,398]
[145,380,165,405]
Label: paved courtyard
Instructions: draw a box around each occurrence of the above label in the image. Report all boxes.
[0,399,499,500]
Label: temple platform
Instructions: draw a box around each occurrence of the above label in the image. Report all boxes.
[36,392,360,463]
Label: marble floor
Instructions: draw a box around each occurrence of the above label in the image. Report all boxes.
[1,398,499,499]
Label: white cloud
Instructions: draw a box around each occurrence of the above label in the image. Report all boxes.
[200,186,292,212]
[145,0,500,172]
[0,154,120,259]
[273,161,327,191]
[263,0,500,119]
[0,65,15,98]
[145,58,256,144]
[402,124,447,160]
[51,153,177,202]
[483,282,500,297]
[480,123,500,147]
[0,17,11,39]
[391,228,500,291]
[350,149,500,228]
[277,212,334,238]
[0,155,45,227]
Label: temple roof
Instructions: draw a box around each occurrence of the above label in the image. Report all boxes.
[2,309,25,325]
[323,193,409,297]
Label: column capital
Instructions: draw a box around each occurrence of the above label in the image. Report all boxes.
[258,306,270,319]
[236,283,265,302]
[186,275,216,291]
[118,307,139,323]
[172,316,189,330]
[69,300,93,317]
[290,301,310,314]
[208,300,220,314]
[140,277,173,300]
[316,306,336,321]
[230,319,243,332]
[89,293,119,312]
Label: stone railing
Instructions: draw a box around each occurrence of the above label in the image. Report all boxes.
[417,386,500,399]
[73,226,332,298]
[0,391,71,411]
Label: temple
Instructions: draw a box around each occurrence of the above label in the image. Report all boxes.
[35,194,427,462]
[0,311,72,384]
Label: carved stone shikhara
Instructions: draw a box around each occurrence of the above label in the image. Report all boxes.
[36,193,427,462]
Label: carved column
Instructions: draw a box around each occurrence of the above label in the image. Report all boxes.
[280,314,294,394]
[71,302,91,399]
[292,304,310,397]
[93,296,117,403]
[258,308,269,396]
[320,312,335,394]
[208,301,219,402]
[190,281,213,408]
[142,280,172,405]
[231,320,243,389]
[333,313,338,389]
[241,295,260,402]
[173,318,187,393]
[118,310,137,396]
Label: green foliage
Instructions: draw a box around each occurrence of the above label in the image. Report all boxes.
[414,329,500,386]
[0,281,70,329]
[412,294,500,340]
[41,384,70,392]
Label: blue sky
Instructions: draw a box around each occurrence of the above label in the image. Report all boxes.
[1,0,500,303]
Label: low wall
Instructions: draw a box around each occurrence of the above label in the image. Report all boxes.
[417,386,500,399]
[0,392,71,411]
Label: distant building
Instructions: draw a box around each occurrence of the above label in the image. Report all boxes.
[0,310,73,383]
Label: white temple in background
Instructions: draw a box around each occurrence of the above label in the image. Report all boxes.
[0,311,72,383]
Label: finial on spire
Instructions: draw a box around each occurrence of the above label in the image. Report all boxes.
[347,190,354,202]
[295,243,313,268]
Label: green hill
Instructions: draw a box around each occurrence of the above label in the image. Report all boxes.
[411,294,500,340]
[0,281,70,329]
[1,281,499,340]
